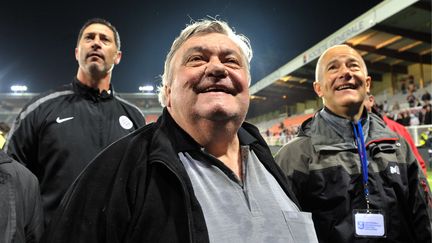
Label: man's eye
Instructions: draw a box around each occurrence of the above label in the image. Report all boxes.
[226,58,239,64]
[188,56,204,62]
[328,65,336,71]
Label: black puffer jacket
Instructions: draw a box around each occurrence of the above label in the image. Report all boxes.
[43,109,299,242]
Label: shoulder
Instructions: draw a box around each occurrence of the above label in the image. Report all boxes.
[276,136,312,160]
[17,84,74,120]
[0,155,38,192]
[113,94,144,112]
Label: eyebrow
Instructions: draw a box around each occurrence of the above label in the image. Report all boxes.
[326,57,360,67]
[83,32,111,40]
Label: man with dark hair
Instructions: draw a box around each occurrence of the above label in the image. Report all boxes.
[276,44,431,242]
[44,19,317,243]
[5,18,145,226]
[420,91,431,125]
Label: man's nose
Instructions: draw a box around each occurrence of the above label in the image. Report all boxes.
[91,36,102,49]
[205,60,228,79]
[339,65,352,80]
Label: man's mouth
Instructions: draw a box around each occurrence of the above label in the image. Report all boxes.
[335,83,357,91]
[87,52,104,60]
[197,85,235,95]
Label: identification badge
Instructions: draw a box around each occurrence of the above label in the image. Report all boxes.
[353,209,386,238]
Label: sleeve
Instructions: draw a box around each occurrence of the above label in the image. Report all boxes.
[402,137,432,241]
[5,106,39,170]
[274,137,311,200]
[21,164,44,243]
[43,135,143,243]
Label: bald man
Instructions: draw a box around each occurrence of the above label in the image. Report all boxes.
[276,45,432,242]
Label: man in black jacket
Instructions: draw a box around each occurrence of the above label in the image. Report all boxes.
[44,19,318,243]
[5,18,145,227]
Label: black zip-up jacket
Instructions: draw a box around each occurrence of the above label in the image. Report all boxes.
[276,110,432,242]
[43,109,300,243]
[0,151,43,243]
[5,79,145,226]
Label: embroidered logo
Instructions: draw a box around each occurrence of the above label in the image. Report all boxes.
[119,115,133,130]
[56,117,74,123]
[390,165,400,175]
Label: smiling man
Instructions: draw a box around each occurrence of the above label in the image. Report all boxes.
[5,18,145,227]
[43,19,318,243]
[276,44,432,242]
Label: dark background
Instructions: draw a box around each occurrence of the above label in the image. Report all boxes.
[0,0,381,93]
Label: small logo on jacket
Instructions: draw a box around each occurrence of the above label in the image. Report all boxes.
[56,117,74,123]
[119,115,133,129]
[390,165,400,175]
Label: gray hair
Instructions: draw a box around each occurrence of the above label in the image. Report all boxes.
[158,19,253,107]
[314,44,367,82]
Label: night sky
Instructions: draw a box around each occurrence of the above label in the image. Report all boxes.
[0,0,381,93]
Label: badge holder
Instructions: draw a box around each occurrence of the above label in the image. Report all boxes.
[351,121,386,238]
[353,209,386,238]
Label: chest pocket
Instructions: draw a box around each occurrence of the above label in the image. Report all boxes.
[368,142,400,171]
[282,211,318,243]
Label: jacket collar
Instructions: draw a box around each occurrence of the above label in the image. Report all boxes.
[300,108,398,148]
[159,108,257,153]
[320,107,370,142]
[0,151,12,165]
[73,78,114,101]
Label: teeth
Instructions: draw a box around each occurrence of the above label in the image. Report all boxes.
[336,84,355,91]
[203,87,231,94]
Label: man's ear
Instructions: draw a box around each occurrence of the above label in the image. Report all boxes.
[365,76,372,93]
[75,47,79,61]
[165,85,171,107]
[313,81,323,97]
[114,51,122,65]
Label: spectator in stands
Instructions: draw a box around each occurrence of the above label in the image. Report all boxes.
[407,75,416,93]
[392,100,400,112]
[0,122,10,149]
[400,77,407,94]
[275,44,432,242]
[5,18,146,227]
[420,91,431,125]
[0,150,44,242]
[407,90,417,108]
[364,92,427,175]
[400,110,411,126]
[43,19,318,242]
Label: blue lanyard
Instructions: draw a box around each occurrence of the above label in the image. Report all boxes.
[351,121,371,210]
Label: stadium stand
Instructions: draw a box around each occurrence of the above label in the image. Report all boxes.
[0,92,163,127]
[247,0,432,148]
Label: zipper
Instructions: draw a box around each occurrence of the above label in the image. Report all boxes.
[152,160,195,242]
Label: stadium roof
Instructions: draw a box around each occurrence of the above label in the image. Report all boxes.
[248,0,431,118]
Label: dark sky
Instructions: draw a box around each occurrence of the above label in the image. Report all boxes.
[0,0,382,93]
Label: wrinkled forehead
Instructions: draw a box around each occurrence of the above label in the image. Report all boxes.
[177,33,243,58]
[81,23,115,39]
[322,46,363,65]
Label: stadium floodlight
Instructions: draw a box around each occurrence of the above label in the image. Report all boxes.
[139,85,154,92]
[11,85,28,92]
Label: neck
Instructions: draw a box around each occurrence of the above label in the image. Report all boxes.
[327,103,364,122]
[76,69,111,92]
[172,111,243,179]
